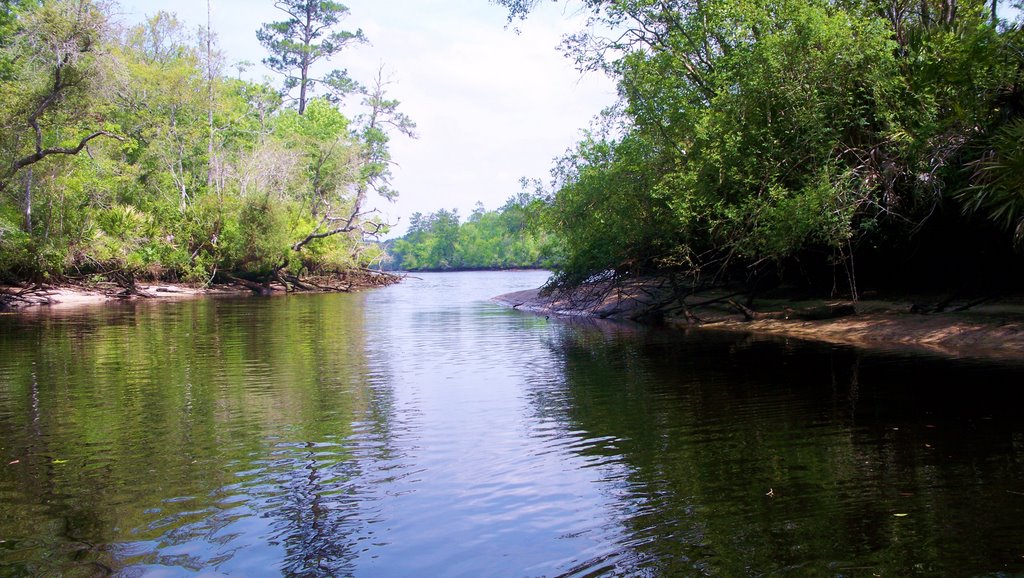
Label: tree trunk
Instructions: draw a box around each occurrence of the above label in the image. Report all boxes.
[299,63,308,114]
[298,3,312,115]
[22,168,32,234]
[224,273,274,295]
[207,0,215,191]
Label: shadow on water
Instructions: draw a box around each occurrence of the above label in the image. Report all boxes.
[527,318,1024,576]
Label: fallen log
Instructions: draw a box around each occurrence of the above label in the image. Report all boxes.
[224,274,274,295]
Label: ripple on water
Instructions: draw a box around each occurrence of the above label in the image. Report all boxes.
[3,273,1024,577]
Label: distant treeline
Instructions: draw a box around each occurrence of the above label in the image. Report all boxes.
[384,195,558,271]
[498,0,1024,296]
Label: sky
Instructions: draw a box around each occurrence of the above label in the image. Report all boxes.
[114,0,618,236]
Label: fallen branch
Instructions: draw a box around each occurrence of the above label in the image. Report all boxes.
[273,271,313,292]
[223,274,274,295]
[952,296,992,312]
[688,291,745,309]
[727,299,758,321]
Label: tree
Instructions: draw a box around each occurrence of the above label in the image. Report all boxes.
[290,68,416,257]
[0,0,123,278]
[493,0,1024,295]
[256,0,365,115]
[0,1,412,289]
[118,11,209,212]
[0,0,121,191]
[0,1,40,80]
[353,68,416,199]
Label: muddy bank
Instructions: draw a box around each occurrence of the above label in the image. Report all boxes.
[494,280,1024,361]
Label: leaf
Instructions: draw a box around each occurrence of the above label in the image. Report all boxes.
[894,513,909,517]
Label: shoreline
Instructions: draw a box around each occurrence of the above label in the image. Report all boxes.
[1,272,401,312]
[2,268,404,312]
[494,284,1024,362]
[0,282,253,311]
[8,277,1023,362]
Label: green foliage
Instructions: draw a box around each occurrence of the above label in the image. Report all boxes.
[0,205,32,279]
[235,197,292,274]
[546,131,681,284]
[960,118,1024,244]
[0,1,405,285]
[354,73,417,201]
[502,0,1024,293]
[386,198,557,271]
[0,0,39,80]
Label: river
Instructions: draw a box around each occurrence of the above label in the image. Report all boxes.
[1,271,1023,576]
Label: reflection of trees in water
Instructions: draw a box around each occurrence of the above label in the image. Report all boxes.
[260,442,360,577]
[0,312,156,575]
[267,396,401,576]
[236,295,400,577]
[0,295,399,576]
[263,293,411,577]
[528,322,1024,576]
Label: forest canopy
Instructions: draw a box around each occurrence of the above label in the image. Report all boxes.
[0,0,411,290]
[495,0,1024,297]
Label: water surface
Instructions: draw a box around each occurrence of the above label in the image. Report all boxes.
[1,271,1023,576]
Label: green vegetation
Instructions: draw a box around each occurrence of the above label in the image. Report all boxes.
[0,0,410,291]
[498,0,1024,297]
[385,195,557,270]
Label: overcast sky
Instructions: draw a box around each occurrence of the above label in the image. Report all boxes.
[114,0,617,236]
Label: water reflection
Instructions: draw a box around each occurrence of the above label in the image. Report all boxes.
[0,295,392,576]
[536,321,1024,576]
[348,272,636,576]
[1,272,1023,577]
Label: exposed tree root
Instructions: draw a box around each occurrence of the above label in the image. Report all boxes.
[222,268,402,295]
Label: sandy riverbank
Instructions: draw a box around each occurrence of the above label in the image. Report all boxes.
[0,283,254,311]
[1,269,405,312]
[494,283,1024,361]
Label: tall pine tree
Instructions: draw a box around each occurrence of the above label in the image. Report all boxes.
[256,0,364,114]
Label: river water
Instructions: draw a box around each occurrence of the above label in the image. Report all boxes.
[1,271,1023,577]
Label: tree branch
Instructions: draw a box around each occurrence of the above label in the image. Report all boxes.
[291,207,389,252]
[11,130,125,173]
